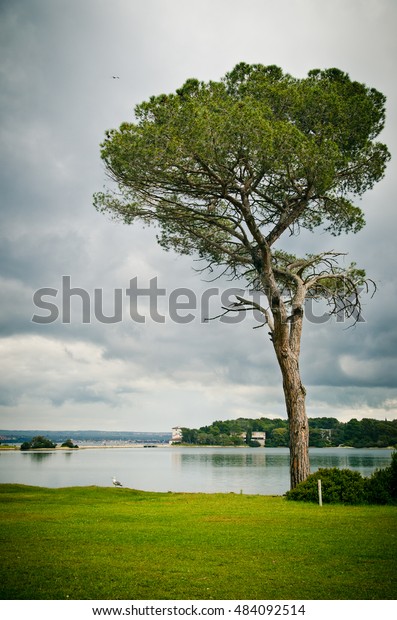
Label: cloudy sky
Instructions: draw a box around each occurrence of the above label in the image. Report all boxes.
[0,0,396,432]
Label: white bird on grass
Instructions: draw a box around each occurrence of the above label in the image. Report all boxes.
[112,476,123,487]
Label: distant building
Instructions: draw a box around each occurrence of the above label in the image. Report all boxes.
[251,432,266,446]
[171,426,183,444]
[240,431,266,446]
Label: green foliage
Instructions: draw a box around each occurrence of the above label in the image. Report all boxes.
[271,427,289,446]
[181,416,397,448]
[19,436,57,450]
[364,451,397,505]
[95,62,390,284]
[342,417,397,448]
[285,468,366,504]
[60,439,79,449]
[286,453,397,505]
[247,440,261,448]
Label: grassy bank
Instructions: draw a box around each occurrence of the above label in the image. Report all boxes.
[0,484,396,600]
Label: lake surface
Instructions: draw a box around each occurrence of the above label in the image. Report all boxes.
[0,447,393,495]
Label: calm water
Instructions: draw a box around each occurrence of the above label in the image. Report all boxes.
[0,447,393,495]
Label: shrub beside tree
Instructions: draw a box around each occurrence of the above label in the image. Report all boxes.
[364,452,397,505]
[285,468,366,504]
[285,452,397,505]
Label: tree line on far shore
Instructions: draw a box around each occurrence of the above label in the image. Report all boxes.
[179,417,397,448]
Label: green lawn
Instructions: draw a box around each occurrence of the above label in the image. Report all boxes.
[0,484,396,600]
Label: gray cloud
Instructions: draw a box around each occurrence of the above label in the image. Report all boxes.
[1,0,396,431]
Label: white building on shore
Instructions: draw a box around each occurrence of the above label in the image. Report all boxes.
[170,426,183,444]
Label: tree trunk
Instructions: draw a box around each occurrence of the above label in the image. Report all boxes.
[275,345,310,489]
[261,242,310,489]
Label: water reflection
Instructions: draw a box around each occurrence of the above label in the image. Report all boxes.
[178,448,291,469]
[171,448,291,494]
[179,452,269,467]
[22,451,54,463]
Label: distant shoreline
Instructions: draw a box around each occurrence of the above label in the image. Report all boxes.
[0,444,169,451]
[0,444,395,452]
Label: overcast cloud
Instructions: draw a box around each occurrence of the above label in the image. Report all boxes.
[0,0,396,432]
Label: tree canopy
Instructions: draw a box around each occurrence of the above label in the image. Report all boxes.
[95,63,388,278]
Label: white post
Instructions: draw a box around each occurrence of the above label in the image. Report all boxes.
[318,479,323,506]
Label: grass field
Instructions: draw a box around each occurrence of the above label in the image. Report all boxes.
[0,484,396,600]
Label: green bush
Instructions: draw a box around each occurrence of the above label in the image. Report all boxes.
[61,439,79,449]
[285,467,366,504]
[286,453,397,505]
[364,451,397,505]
